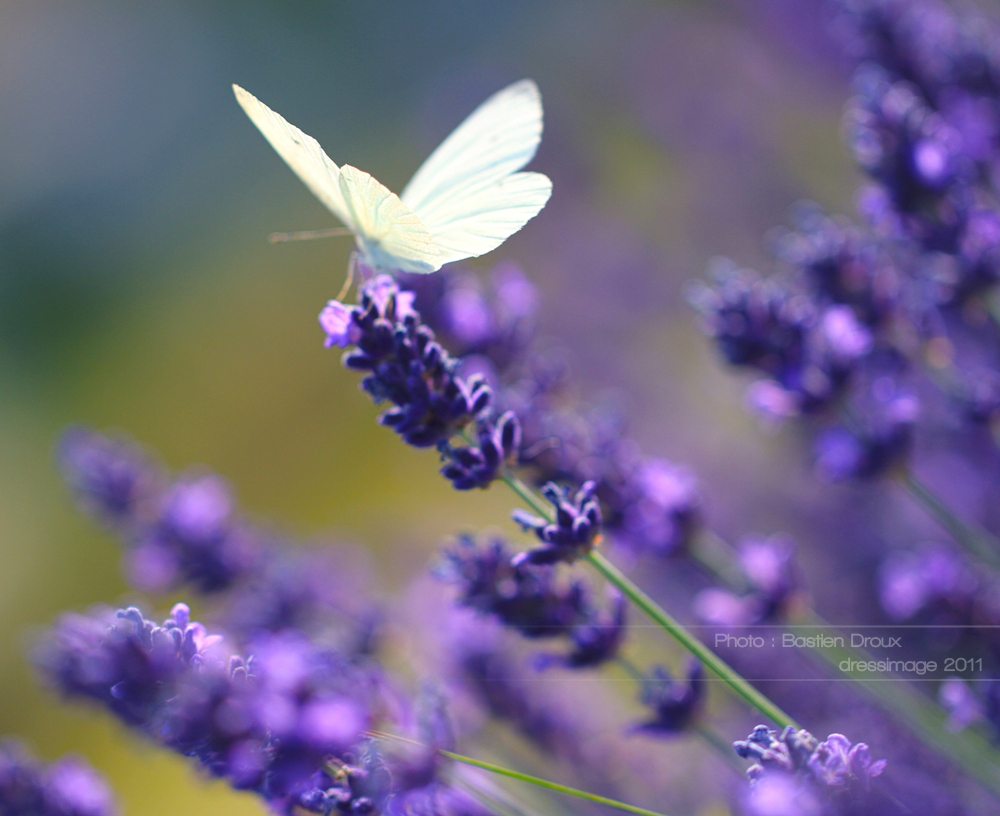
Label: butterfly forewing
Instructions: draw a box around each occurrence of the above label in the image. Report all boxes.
[400,80,546,229]
[337,165,440,274]
[232,85,354,229]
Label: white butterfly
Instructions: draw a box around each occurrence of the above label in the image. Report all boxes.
[233,80,552,275]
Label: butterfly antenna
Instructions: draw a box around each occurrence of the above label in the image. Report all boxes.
[268,227,353,243]
[334,252,357,302]
[521,437,561,460]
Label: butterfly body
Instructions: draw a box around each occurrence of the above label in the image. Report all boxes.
[233,80,552,274]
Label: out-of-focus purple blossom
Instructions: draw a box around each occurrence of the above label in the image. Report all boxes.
[691,263,812,382]
[694,535,802,626]
[808,734,888,791]
[939,677,985,732]
[814,375,918,481]
[534,592,626,670]
[692,262,878,418]
[58,428,161,528]
[37,604,372,814]
[400,264,538,369]
[878,543,977,620]
[60,430,376,644]
[632,661,704,734]
[742,773,822,816]
[617,458,699,556]
[512,481,601,566]
[835,0,1000,304]
[0,742,118,816]
[773,203,900,328]
[439,410,520,490]
[440,537,583,637]
[39,603,221,727]
[440,536,625,668]
[59,430,260,593]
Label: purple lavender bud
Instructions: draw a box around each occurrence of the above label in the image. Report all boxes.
[878,543,976,620]
[807,734,887,787]
[439,410,521,490]
[939,677,985,732]
[336,277,492,450]
[439,536,584,638]
[735,724,886,800]
[633,661,704,734]
[58,428,160,528]
[0,742,118,816]
[693,535,801,626]
[618,458,699,555]
[512,481,602,566]
[319,300,361,348]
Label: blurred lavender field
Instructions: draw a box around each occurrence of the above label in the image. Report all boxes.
[8,0,1000,814]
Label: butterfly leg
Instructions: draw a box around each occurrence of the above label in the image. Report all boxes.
[335,251,357,302]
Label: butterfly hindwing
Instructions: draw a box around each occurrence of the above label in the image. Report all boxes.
[232,84,354,229]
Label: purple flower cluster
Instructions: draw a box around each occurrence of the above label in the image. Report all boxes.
[324,275,492,447]
[511,481,602,566]
[0,742,117,816]
[322,274,524,492]
[693,207,920,480]
[838,0,1000,305]
[59,429,378,645]
[59,429,258,593]
[440,536,625,668]
[402,264,701,557]
[734,725,887,814]
[633,662,704,734]
[38,603,374,814]
[693,534,803,626]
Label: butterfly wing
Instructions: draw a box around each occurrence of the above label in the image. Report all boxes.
[400,79,552,265]
[337,164,440,274]
[233,84,354,229]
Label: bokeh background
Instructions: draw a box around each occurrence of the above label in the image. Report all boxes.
[0,1,873,813]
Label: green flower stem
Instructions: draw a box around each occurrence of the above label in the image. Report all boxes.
[585,548,797,729]
[438,750,672,816]
[500,469,798,729]
[896,468,1000,572]
[368,730,672,816]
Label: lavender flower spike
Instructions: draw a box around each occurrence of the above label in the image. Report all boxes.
[331,274,492,448]
[440,535,626,668]
[734,724,886,795]
[512,481,602,566]
[440,410,521,490]
[0,742,118,816]
[37,604,370,814]
[633,661,704,734]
